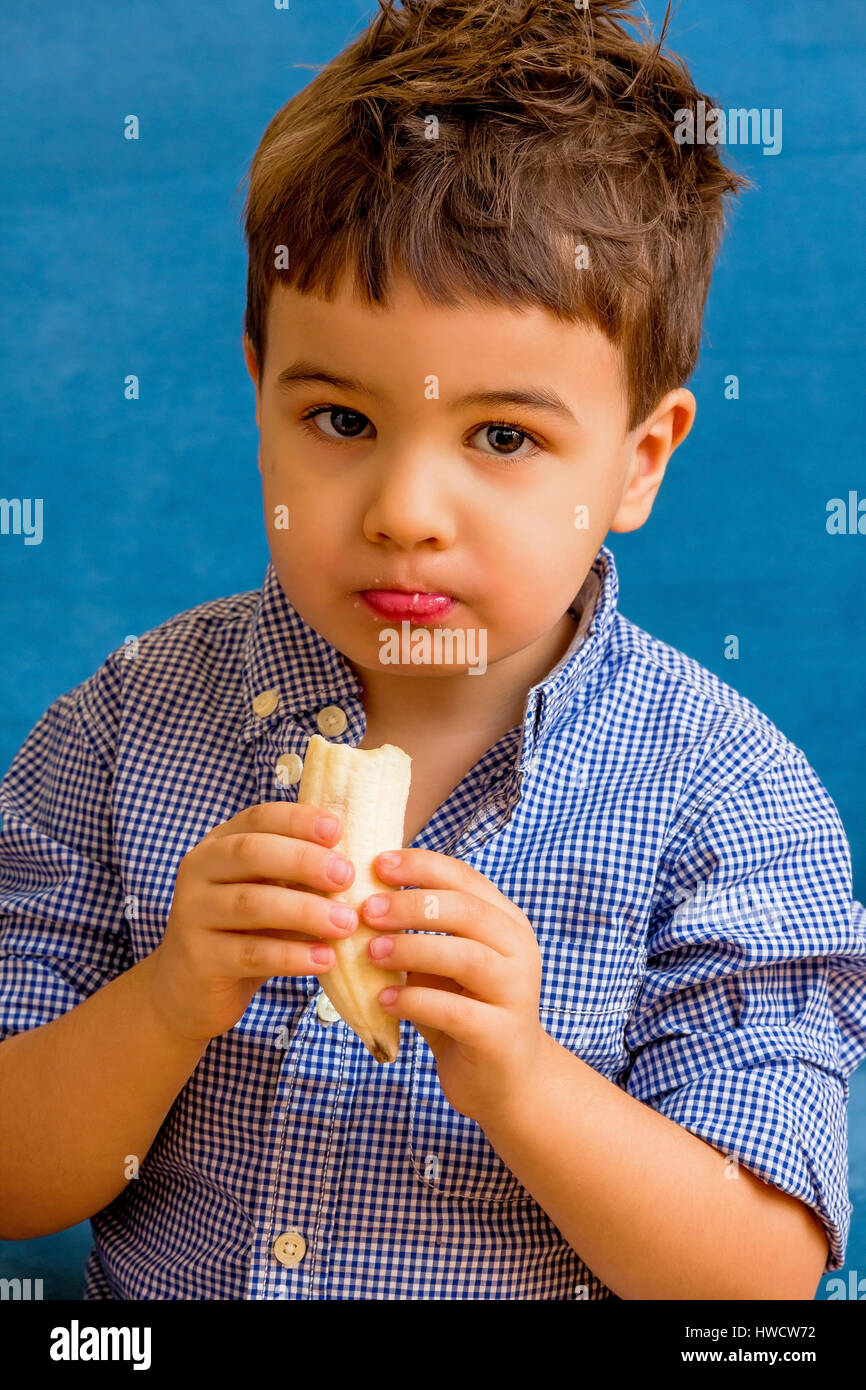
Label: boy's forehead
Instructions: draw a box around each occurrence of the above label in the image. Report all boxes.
[264,273,626,418]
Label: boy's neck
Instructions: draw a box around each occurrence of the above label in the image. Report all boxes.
[350,607,578,746]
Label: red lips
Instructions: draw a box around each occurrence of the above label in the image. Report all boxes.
[359,590,456,619]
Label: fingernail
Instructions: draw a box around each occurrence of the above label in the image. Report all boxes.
[378,852,401,869]
[379,986,399,1005]
[328,905,356,930]
[315,815,339,839]
[369,935,393,958]
[311,945,333,964]
[327,856,352,884]
[364,894,390,917]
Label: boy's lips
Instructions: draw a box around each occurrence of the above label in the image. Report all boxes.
[358,590,457,619]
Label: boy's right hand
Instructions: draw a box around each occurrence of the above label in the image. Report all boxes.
[147,802,357,1045]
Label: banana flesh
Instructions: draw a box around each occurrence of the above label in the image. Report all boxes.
[297,733,412,1064]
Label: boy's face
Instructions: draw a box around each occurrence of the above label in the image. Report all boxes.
[243,271,693,705]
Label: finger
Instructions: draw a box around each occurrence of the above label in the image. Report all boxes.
[361,887,515,956]
[367,930,512,1003]
[371,849,528,926]
[377,982,494,1047]
[200,829,355,896]
[203,800,345,850]
[210,929,339,980]
[203,880,360,940]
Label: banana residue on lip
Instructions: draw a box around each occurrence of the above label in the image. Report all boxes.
[358,589,455,611]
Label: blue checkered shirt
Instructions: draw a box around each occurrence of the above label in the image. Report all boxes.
[1,543,864,1298]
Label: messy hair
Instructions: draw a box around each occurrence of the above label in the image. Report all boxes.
[239,0,751,432]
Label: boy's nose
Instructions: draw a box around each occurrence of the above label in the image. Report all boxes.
[361,463,457,549]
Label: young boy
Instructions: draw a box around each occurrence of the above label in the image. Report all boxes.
[1,0,864,1301]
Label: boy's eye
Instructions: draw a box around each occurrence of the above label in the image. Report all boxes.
[299,405,542,460]
[303,406,373,440]
[468,422,539,458]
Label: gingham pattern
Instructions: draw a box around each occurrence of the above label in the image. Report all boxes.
[1,542,864,1299]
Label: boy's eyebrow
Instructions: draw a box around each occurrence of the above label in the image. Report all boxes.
[274,359,581,425]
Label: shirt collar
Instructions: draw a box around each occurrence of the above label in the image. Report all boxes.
[240,544,619,757]
[522,541,619,758]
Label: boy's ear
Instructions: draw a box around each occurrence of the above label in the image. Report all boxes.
[609,388,696,534]
[242,333,262,433]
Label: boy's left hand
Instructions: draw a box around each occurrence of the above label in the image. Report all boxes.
[361,848,547,1126]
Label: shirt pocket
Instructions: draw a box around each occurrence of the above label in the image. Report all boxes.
[405,1003,633,1202]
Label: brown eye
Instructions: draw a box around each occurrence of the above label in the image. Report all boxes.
[486,425,523,453]
[302,406,374,440]
[468,420,542,460]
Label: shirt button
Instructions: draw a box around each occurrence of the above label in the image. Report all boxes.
[316,705,347,737]
[316,989,342,1024]
[275,752,303,787]
[272,1230,307,1267]
[253,689,280,719]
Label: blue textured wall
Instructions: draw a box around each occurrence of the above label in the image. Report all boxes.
[1,0,863,1299]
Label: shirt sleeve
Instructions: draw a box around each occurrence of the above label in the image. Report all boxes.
[0,657,134,1043]
[624,747,866,1275]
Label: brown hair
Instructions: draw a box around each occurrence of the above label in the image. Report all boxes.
[238,0,751,432]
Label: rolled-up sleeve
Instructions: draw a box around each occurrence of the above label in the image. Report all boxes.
[0,660,133,1043]
[625,749,866,1274]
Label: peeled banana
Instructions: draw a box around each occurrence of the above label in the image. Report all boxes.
[297,733,412,1064]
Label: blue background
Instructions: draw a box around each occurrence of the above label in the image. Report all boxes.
[1,0,863,1299]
